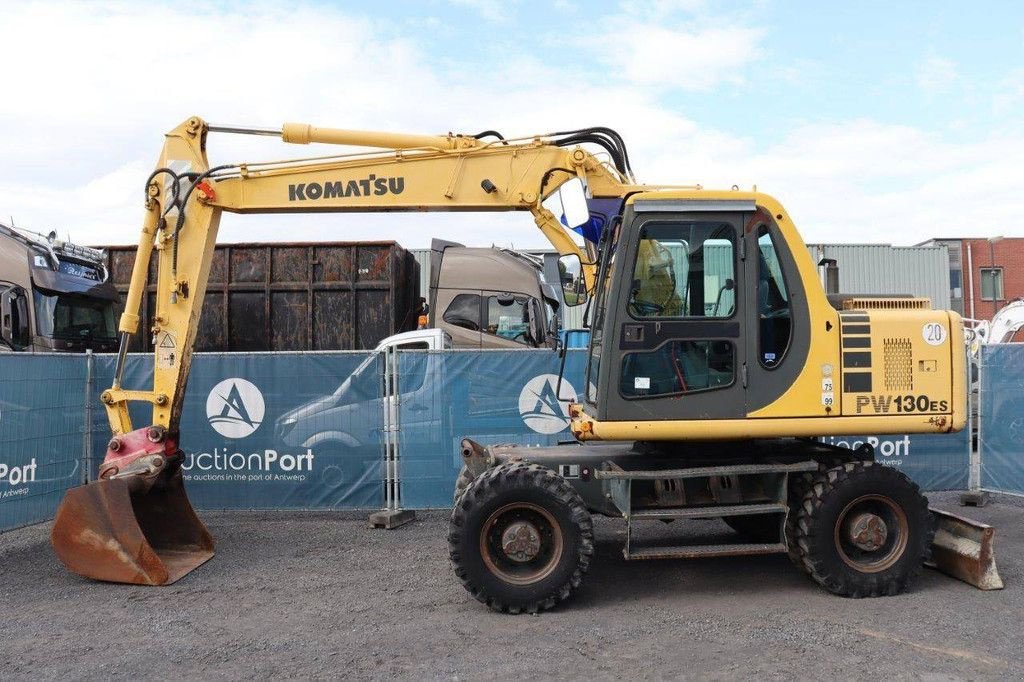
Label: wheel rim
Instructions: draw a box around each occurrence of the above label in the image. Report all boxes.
[480,502,563,585]
[833,494,909,573]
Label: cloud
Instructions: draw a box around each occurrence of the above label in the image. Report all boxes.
[0,0,1020,254]
[445,0,514,23]
[587,21,766,90]
[992,68,1024,116]
[640,119,1024,244]
[916,55,959,94]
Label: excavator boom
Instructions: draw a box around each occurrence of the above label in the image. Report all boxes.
[52,116,634,584]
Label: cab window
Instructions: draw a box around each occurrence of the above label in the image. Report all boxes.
[442,294,481,331]
[757,225,791,368]
[628,222,735,319]
[485,295,531,345]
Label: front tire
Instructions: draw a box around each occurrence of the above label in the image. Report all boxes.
[448,462,594,614]
[795,461,933,598]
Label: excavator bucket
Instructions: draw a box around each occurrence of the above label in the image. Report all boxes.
[927,508,1004,591]
[51,464,213,585]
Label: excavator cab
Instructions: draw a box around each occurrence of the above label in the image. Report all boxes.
[584,198,805,423]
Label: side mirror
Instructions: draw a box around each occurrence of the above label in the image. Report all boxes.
[554,177,591,229]
[495,293,516,307]
[1,286,31,350]
[557,254,588,307]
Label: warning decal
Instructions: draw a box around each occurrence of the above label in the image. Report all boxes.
[156,330,178,369]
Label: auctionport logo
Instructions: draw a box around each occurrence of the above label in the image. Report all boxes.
[206,378,265,438]
[519,374,577,435]
[0,458,37,498]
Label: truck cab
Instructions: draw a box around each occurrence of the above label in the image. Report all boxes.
[428,239,561,350]
[0,224,119,353]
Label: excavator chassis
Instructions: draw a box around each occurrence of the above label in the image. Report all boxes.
[455,438,1002,602]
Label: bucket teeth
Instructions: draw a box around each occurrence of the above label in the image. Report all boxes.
[51,465,213,585]
[927,508,1003,591]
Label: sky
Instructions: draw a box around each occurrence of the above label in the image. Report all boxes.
[1,0,1022,249]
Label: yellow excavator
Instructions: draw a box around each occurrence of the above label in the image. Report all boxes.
[52,117,999,609]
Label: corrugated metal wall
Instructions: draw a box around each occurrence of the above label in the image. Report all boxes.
[411,248,431,302]
[805,243,950,309]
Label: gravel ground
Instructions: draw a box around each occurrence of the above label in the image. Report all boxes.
[1,491,1020,680]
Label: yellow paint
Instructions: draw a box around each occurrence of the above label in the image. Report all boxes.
[573,409,957,442]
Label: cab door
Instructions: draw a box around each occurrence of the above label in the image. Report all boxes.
[599,206,748,422]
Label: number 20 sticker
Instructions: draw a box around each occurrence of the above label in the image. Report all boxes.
[922,322,947,346]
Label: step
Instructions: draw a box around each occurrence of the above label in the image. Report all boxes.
[626,542,787,560]
[596,461,818,481]
[630,502,787,521]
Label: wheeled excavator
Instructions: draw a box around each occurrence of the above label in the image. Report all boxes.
[51,117,1000,608]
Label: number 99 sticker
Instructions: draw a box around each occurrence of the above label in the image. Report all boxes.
[923,322,947,346]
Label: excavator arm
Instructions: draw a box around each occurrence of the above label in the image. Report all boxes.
[52,115,633,584]
[109,116,630,436]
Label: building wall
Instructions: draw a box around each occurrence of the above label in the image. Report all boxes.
[805,243,951,309]
[959,237,1024,321]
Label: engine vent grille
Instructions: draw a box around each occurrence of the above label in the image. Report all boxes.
[843,297,932,310]
[884,338,913,391]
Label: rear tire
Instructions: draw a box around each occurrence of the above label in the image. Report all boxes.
[795,461,933,597]
[448,462,594,614]
[785,471,815,571]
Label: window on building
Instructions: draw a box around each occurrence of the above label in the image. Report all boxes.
[980,268,1003,301]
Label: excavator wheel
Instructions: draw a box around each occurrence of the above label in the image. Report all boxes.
[794,461,933,598]
[453,465,474,503]
[448,462,593,614]
[785,470,815,571]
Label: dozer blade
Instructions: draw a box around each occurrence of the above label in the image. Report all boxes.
[927,508,1004,591]
[51,466,213,585]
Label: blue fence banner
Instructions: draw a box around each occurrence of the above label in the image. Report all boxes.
[91,352,384,511]
[397,349,588,508]
[980,343,1024,494]
[0,354,88,531]
[821,431,969,492]
[0,345,993,531]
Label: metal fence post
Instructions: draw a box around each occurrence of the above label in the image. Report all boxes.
[962,346,990,506]
[370,346,415,528]
[82,349,94,485]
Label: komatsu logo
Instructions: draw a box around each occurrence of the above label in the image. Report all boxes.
[519,374,577,435]
[206,378,265,439]
[288,175,405,201]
